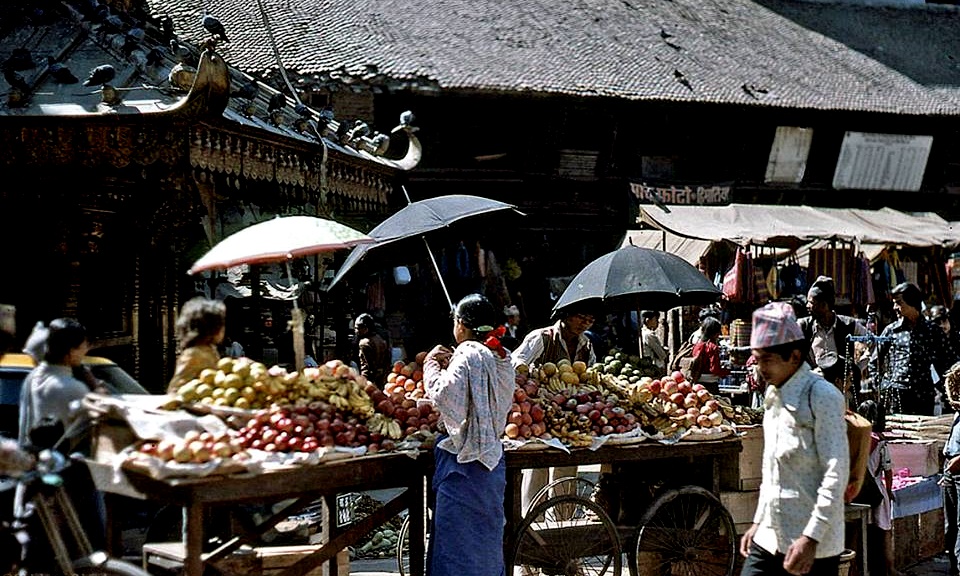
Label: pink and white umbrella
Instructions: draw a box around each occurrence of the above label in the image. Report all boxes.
[189,215,372,274]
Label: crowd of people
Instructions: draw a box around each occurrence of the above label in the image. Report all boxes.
[3,266,960,576]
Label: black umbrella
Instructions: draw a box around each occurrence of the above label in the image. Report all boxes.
[328,193,524,308]
[552,245,721,314]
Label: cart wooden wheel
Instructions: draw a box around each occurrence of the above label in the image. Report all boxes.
[511,494,622,576]
[630,485,736,576]
[527,476,597,520]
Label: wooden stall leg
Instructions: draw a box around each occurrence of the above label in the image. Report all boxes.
[102,492,122,556]
[184,503,205,576]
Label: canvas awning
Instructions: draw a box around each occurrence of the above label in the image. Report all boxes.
[636,204,960,248]
[620,229,713,264]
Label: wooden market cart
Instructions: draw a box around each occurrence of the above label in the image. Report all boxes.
[394,436,743,576]
[86,450,431,576]
[502,437,743,576]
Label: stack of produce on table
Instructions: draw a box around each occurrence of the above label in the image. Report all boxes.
[593,349,662,380]
[376,352,441,441]
[507,359,740,448]
[163,355,439,457]
[130,430,249,464]
[233,402,399,454]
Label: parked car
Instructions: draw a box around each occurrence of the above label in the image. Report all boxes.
[0,353,149,440]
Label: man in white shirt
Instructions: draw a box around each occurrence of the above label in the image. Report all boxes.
[741,302,850,576]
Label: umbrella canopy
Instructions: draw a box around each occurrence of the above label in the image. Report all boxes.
[552,245,722,313]
[328,194,523,290]
[189,215,373,274]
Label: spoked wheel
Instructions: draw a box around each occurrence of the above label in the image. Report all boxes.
[527,476,597,521]
[511,494,621,576]
[631,485,736,576]
[396,513,429,576]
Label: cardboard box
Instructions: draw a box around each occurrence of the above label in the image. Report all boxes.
[888,440,941,478]
[719,426,763,491]
[92,420,137,463]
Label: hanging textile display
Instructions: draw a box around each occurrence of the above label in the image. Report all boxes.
[723,247,755,303]
[807,246,855,305]
[752,247,770,304]
[778,253,808,297]
[900,260,919,286]
[852,252,875,308]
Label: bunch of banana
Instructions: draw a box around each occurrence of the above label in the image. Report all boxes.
[550,428,593,448]
[652,414,681,435]
[367,413,404,440]
[541,374,566,393]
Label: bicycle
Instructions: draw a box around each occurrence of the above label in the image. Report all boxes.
[1,445,150,575]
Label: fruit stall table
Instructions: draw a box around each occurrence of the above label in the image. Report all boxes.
[86,450,431,576]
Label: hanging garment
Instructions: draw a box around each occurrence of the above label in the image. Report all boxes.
[807,247,855,304]
[901,260,919,287]
[779,254,808,297]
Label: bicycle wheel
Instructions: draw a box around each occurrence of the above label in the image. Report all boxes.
[527,476,597,521]
[632,485,736,576]
[396,514,429,576]
[511,494,621,576]
[73,553,152,576]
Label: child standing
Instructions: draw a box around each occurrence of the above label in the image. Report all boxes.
[857,400,903,576]
[167,297,227,393]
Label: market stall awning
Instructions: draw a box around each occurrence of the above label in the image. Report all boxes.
[620,229,713,265]
[636,204,960,248]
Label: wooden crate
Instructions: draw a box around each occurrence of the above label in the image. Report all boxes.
[892,516,919,569]
[918,508,945,559]
[720,489,759,535]
[719,426,763,491]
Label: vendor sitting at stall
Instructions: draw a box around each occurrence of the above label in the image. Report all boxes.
[692,317,730,393]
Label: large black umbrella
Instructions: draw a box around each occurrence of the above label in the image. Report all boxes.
[328,193,524,308]
[552,245,721,314]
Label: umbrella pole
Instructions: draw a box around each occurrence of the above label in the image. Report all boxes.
[422,236,454,311]
[286,260,306,372]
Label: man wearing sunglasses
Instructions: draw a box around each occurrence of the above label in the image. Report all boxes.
[512,305,598,514]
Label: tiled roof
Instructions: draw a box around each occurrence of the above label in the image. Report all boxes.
[144,0,960,115]
[0,2,415,169]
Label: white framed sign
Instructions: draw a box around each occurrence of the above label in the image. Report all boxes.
[832,131,932,191]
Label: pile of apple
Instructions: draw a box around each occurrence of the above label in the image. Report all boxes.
[383,352,426,398]
[135,430,248,464]
[373,352,441,438]
[234,402,397,454]
[635,372,726,429]
[503,378,549,440]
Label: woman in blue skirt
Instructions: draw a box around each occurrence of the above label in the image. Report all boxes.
[423,293,516,576]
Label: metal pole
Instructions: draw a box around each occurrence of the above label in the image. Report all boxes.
[423,236,454,311]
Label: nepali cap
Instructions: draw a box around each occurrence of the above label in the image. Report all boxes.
[750,301,805,349]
